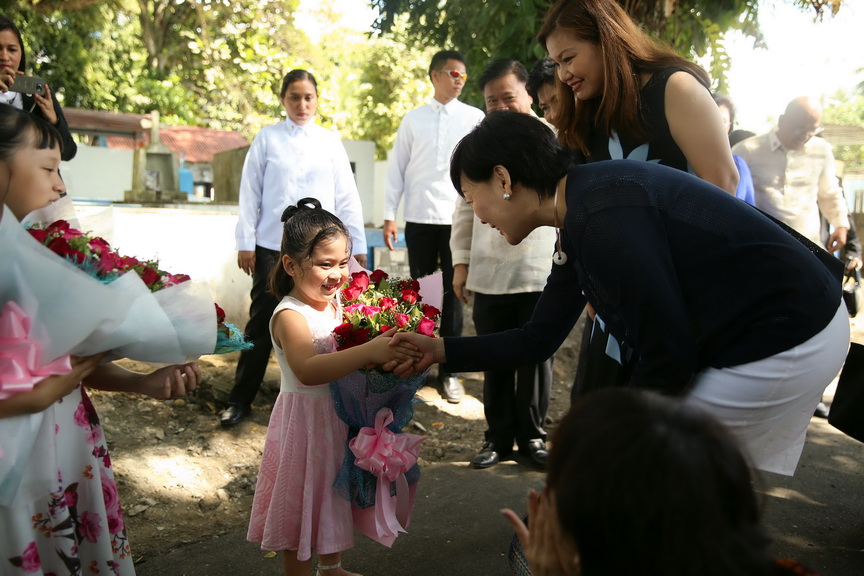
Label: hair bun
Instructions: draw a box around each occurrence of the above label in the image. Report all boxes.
[281,197,323,222]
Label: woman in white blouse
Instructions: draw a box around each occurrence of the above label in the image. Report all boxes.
[223,69,367,427]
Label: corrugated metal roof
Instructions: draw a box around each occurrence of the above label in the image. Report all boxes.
[105,127,249,164]
[64,108,249,163]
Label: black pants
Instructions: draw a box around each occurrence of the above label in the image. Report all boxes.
[404,222,463,375]
[473,292,551,448]
[230,246,280,407]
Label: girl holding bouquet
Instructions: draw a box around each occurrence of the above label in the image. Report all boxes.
[247,198,417,576]
[1,104,200,574]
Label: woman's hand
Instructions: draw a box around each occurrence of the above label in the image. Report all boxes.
[502,489,580,576]
[383,332,444,377]
[32,83,58,125]
[0,68,19,92]
[0,353,107,418]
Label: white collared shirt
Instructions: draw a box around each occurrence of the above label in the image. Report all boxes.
[733,128,848,245]
[235,119,367,254]
[384,98,484,224]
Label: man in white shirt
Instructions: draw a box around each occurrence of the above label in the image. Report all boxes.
[383,50,484,403]
[450,59,557,469]
[733,96,849,250]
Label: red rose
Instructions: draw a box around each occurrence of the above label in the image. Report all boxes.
[351,328,372,345]
[417,317,436,336]
[87,237,111,254]
[342,284,363,301]
[422,304,441,318]
[398,279,420,292]
[119,256,139,269]
[334,322,355,339]
[47,236,85,264]
[97,251,124,274]
[400,289,419,305]
[370,269,389,285]
[394,313,410,328]
[215,303,226,324]
[28,228,49,243]
[350,271,370,291]
[139,266,161,287]
[380,297,396,311]
[46,220,70,235]
[63,227,83,240]
[379,325,394,333]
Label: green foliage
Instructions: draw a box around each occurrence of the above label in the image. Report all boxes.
[823,90,864,173]
[335,15,435,159]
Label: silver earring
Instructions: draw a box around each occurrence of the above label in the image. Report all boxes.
[503,193,511,200]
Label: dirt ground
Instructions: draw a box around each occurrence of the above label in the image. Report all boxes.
[93,310,588,564]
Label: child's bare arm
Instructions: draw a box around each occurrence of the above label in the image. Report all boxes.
[275,310,420,386]
[84,362,201,399]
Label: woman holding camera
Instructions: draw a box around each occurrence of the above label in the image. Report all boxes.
[0,15,77,161]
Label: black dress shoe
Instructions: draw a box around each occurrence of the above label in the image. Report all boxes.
[471,442,512,469]
[220,404,251,427]
[519,439,548,469]
[813,401,830,419]
[438,375,464,404]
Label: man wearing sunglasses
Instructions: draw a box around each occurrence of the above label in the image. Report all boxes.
[384,49,485,403]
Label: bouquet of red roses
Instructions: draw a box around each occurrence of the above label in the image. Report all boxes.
[334,269,440,356]
[24,219,251,358]
[330,268,440,548]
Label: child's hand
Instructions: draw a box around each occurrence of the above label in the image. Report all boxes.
[132,362,201,400]
[366,328,422,368]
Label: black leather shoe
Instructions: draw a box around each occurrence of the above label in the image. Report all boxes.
[472,442,512,469]
[220,404,251,427]
[438,375,464,404]
[813,401,830,419]
[520,439,548,469]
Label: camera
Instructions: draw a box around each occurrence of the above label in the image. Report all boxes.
[7,75,46,96]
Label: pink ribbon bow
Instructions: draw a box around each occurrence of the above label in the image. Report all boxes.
[0,301,72,400]
[349,407,427,541]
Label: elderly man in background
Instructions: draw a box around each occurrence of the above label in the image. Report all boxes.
[734,96,849,250]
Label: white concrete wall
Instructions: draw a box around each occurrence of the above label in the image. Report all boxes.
[61,144,134,202]
[75,203,253,329]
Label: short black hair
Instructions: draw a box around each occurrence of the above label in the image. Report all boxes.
[478,59,528,91]
[526,57,556,102]
[449,111,572,199]
[548,389,774,576]
[280,69,318,99]
[0,104,63,164]
[429,50,465,78]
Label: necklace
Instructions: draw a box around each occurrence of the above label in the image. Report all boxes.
[553,178,568,266]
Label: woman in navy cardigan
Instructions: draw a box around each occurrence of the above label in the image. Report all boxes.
[392,111,849,476]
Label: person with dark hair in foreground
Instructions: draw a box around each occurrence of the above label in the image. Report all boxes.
[390,111,849,477]
[502,388,823,576]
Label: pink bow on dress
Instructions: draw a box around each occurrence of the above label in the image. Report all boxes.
[349,407,427,542]
[0,301,72,400]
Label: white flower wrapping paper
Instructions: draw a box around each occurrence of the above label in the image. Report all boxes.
[0,203,215,506]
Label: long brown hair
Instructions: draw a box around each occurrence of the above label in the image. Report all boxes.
[537,0,711,155]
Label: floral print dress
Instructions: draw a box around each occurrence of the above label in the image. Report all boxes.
[1,384,134,575]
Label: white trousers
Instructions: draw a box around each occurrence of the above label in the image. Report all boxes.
[685,302,850,476]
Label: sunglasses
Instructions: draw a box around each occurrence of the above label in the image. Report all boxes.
[440,69,468,81]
